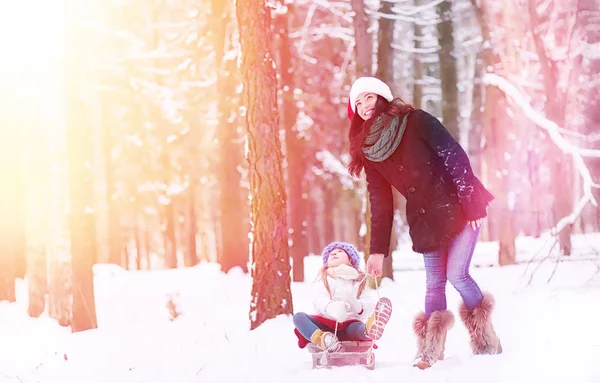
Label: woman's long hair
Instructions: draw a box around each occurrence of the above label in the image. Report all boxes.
[348,96,414,178]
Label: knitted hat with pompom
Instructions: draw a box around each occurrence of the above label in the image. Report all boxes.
[321,242,360,268]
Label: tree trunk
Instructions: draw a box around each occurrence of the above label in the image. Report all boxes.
[163,192,177,269]
[26,240,47,318]
[0,147,23,301]
[0,233,16,302]
[471,0,516,265]
[323,185,336,245]
[351,0,373,76]
[527,0,573,255]
[375,0,395,281]
[135,211,143,270]
[103,103,122,267]
[470,53,484,179]
[183,186,198,267]
[47,258,72,327]
[65,7,98,331]
[375,0,394,83]
[237,0,293,330]
[23,110,49,318]
[307,189,321,255]
[412,0,425,108]
[212,0,249,273]
[275,1,308,282]
[437,0,459,139]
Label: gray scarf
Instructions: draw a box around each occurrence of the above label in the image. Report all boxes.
[362,111,409,162]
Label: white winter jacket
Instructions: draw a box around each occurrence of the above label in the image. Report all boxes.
[311,264,377,322]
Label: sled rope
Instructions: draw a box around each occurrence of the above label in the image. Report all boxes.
[319,273,383,366]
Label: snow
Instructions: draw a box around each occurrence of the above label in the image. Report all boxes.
[1,234,600,383]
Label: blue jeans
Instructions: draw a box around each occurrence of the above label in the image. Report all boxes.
[423,223,483,318]
[293,312,370,341]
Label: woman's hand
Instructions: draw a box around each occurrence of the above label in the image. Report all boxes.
[468,218,482,230]
[366,253,385,277]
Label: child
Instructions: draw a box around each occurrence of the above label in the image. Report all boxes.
[293,241,393,352]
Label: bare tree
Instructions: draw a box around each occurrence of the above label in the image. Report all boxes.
[351,0,373,76]
[527,0,578,255]
[236,0,293,330]
[437,0,459,139]
[66,1,98,332]
[471,0,517,265]
[212,0,249,273]
[274,0,309,282]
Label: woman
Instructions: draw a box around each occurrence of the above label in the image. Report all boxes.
[346,77,502,369]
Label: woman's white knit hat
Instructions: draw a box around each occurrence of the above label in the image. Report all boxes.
[349,77,393,113]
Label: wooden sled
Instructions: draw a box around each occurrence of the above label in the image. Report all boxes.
[307,340,375,370]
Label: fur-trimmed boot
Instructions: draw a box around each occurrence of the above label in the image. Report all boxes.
[459,292,503,355]
[412,310,455,369]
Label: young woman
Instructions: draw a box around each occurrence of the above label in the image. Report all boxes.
[346,77,502,369]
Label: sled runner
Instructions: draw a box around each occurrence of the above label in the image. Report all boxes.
[307,340,375,370]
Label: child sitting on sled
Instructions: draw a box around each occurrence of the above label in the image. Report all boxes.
[293,241,393,352]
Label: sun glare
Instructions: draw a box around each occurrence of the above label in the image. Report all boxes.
[0,1,67,97]
[0,0,69,214]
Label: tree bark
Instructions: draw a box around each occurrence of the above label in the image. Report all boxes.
[23,105,49,318]
[0,129,26,301]
[351,0,372,76]
[103,100,122,267]
[412,0,425,108]
[65,5,98,331]
[375,0,394,83]
[274,0,308,282]
[375,0,395,281]
[183,185,198,267]
[212,0,249,273]
[437,0,459,139]
[527,0,573,255]
[236,0,294,330]
[471,0,516,265]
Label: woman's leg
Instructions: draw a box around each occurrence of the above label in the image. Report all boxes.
[447,224,502,355]
[445,223,483,310]
[413,246,455,369]
[423,247,448,318]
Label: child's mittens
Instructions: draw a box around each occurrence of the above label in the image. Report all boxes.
[326,301,348,323]
[345,297,363,314]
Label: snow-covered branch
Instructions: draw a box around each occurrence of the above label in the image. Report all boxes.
[313,150,357,190]
[388,0,446,17]
[365,8,441,26]
[483,74,600,160]
[483,73,600,235]
[391,42,438,54]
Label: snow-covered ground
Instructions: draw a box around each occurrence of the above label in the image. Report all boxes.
[1,233,600,383]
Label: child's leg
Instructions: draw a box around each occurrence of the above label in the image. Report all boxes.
[293,312,342,351]
[337,322,370,341]
[293,312,328,341]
